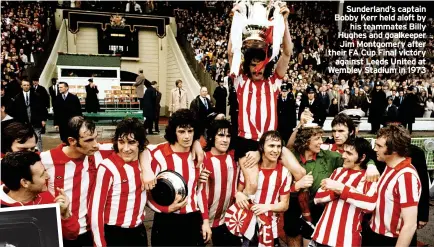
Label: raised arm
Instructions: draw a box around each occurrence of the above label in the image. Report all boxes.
[281,147,305,181]
[274,3,293,78]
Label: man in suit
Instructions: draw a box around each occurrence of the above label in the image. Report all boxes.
[368,81,387,134]
[53,82,82,143]
[393,90,405,108]
[277,84,297,144]
[32,79,50,110]
[142,80,156,134]
[169,79,188,115]
[48,78,59,111]
[299,87,325,126]
[213,80,228,116]
[134,69,146,109]
[383,96,398,125]
[318,86,330,110]
[327,83,341,112]
[152,81,162,133]
[427,81,434,98]
[11,80,48,151]
[190,86,213,137]
[398,86,418,134]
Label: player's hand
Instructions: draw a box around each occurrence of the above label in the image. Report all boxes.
[141,169,156,191]
[192,140,204,168]
[320,178,345,194]
[235,191,250,209]
[168,195,188,213]
[251,204,271,216]
[279,2,290,19]
[244,151,260,168]
[54,188,71,219]
[199,168,211,183]
[300,110,314,125]
[295,172,313,191]
[201,220,212,243]
[365,164,380,182]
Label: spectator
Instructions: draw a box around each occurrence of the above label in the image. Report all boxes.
[424,97,434,118]
[212,80,227,116]
[85,78,100,113]
[328,98,339,117]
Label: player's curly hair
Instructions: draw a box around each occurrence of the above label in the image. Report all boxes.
[204,119,233,152]
[243,48,275,79]
[377,125,410,157]
[293,127,324,154]
[165,109,200,145]
[112,118,148,153]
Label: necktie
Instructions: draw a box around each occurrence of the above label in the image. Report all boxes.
[63,94,66,100]
[400,97,402,104]
[25,93,29,106]
[203,98,208,109]
[179,88,181,97]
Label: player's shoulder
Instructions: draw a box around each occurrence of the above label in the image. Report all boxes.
[320,149,340,158]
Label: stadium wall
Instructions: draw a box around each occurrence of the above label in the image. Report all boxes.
[55,15,200,116]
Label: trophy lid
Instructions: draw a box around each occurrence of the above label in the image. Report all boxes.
[150,170,188,207]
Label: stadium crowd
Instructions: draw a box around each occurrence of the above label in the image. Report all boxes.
[1,1,53,101]
[0,1,432,247]
[174,1,434,127]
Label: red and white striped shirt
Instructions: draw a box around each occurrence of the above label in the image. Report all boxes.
[40,143,114,235]
[234,73,282,141]
[147,143,208,219]
[203,150,239,228]
[370,158,421,238]
[88,152,147,247]
[312,168,378,247]
[239,162,292,239]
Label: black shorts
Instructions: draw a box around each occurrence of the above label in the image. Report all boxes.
[234,137,259,161]
[283,199,325,239]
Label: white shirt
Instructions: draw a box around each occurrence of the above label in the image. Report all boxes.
[23,91,30,103]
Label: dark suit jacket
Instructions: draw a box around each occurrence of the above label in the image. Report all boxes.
[190,95,214,132]
[155,90,162,113]
[142,86,156,119]
[213,86,228,115]
[48,84,59,107]
[383,104,398,123]
[318,92,330,109]
[399,94,418,123]
[12,91,48,128]
[33,85,50,109]
[53,93,82,127]
[393,96,404,108]
[277,94,297,141]
[298,98,324,124]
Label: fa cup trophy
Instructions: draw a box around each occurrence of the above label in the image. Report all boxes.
[230,0,287,75]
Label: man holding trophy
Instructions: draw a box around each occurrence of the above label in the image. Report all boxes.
[228,0,305,201]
